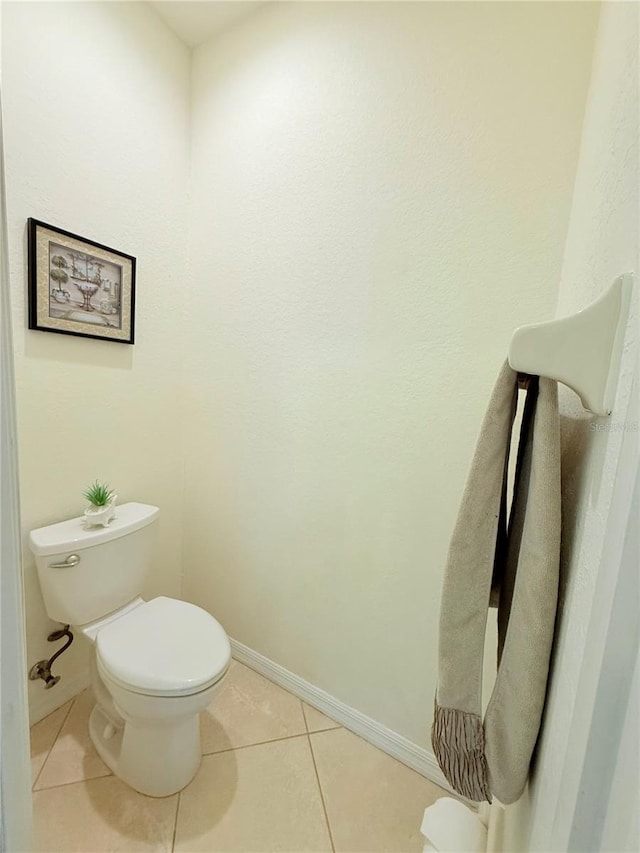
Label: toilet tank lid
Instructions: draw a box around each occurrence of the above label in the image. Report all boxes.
[29,502,159,557]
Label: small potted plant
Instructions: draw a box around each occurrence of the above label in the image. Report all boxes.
[83,480,117,527]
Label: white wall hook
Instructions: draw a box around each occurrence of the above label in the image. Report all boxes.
[508,274,633,416]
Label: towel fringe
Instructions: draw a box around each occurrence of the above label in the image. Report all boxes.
[431,701,492,803]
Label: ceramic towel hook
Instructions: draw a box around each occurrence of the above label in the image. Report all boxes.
[508,273,633,416]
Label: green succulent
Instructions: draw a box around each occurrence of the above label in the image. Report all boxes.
[83,480,115,508]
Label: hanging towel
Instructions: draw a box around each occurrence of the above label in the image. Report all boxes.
[431,360,561,805]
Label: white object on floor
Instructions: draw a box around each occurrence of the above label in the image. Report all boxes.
[28,503,231,797]
[421,797,487,853]
[508,273,633,415]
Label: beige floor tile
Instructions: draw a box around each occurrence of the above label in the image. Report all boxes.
[302,702,341,733]
[200,660,307,753]
[310,727,445,853]
[30,700,73,787]
[35,688,111,790]
[32,775,178,852]
[174,736,332,852]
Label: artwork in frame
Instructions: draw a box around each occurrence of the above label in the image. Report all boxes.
[28,219,136,344]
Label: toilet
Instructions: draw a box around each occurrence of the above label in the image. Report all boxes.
[29,502,231,797]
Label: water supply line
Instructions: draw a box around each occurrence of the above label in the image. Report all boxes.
[28,625,74,689]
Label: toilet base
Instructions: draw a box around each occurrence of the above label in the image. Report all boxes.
[89,704,201,797]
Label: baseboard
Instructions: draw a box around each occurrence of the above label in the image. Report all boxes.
[29,668,90,725]
[230,637,452,793]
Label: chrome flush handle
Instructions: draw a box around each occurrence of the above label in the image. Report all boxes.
[49,554,80,569]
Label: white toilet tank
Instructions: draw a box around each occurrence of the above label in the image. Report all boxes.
[29,502,159,626]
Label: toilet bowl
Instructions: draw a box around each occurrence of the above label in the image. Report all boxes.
[29,503,231,797]
[84,596,231,797]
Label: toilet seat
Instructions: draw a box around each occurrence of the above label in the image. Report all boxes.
[96,596,231,697]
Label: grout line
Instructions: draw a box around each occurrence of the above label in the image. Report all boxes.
[307,725,341,734]
[307,733,336,853]
[171,791,182,852]
[301,700,310,733]
[202,730,309,758]
[31,696,77,792]
[300,705,341,735]
[32,771,113,795]
[300,701,341,735]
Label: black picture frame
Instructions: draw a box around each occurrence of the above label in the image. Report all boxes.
[28,218,136,345]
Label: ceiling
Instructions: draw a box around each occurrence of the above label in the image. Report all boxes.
[150,1,266,48]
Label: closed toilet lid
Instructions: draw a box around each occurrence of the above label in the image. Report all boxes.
[96,597,231,697]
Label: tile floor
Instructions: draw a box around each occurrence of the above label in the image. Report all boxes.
[30,660,446,852]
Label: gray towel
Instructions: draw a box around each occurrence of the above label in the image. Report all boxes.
[432,360,561,804]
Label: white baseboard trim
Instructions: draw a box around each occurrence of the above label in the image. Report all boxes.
[29,668,90,725]
[230,637,452,793]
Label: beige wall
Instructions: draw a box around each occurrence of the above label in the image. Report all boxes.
[503,2,639,849]
[4,2,611,775]
[2,2,190,720]
[185,1,598,747]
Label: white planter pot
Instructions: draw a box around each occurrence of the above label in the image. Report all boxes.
[84,497,117,528]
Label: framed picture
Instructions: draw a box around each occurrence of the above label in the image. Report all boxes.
[28,219,136,344]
